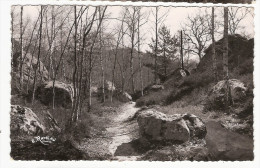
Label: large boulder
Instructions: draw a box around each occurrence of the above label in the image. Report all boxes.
[11,105,45,135]
[137,110,207,143]
[206,121,253,161]
[11,53,49,95]
[206,79,247,110]
[182,114,207,139]
[35,81,74,108]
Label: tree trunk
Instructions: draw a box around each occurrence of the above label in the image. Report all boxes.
[223,7,231,112]
[71,6,78,122]
[19,6,24,93]
[99,15,105,103]
[32,6,43,104]
[211,7,218,82]
[11,11,14,76]
[154,7,158,84]
[130,8,136,94]
[121,25,126,93]
[137,9,144,96]
[163,41,167,78]
[180,30,184,69]
[223,7,229,79]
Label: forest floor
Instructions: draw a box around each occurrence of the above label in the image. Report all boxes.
[75,102,141,160]
[75,101,253,161]
[10,98,253,161]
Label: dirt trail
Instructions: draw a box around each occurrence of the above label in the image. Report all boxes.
[76,102,140,160]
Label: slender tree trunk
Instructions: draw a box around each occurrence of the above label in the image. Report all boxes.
[121,27,126,93]
[111,9,125,102]
[99,8,105,103]
[11,11,14,74]
[19,6,24,93]
[26,32,39,94]
[180,30,184,70]
[86,7,105,111]
[51,6,57,110]
[72,6,78,122]
[60,26,66,82]
[223,7,231,112]
[154,7,158,84]
[211,7,218,82]
[130,8,136,94]
[223,7,229,79]
[137,9,144,96]
[32,6,43,104]
[163,39,167,78]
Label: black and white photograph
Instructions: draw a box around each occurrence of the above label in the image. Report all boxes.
[1,0,260,167]
[7,4,255,161]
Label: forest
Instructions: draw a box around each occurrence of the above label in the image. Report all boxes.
[10,5,254,161]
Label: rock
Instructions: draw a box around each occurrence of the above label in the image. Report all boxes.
[11,53,49,95]
[182,114,207,139]
[35,81,74,108]
[205,121,253,161]
[106,80,116,91]
[22,53,49,82]
[137,110,190,143]
[137,110,207,143]
[11,105,45,135]
[116,91,132,102]
[150,85,165,91]
[206,79,247,110]
[179,69,190,77]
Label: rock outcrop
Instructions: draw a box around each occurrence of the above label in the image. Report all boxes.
[137,110,206,143]
[206,79,247,110]
[11,105,45,135]
[35,81,74,108]
[11,105,61,136]
[205,121,253,161]
[11,53,49,95]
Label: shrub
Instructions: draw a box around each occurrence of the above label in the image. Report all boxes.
[136,89,171,107]
[180,71,215,88]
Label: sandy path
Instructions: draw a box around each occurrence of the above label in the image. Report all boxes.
[76,102,140,160]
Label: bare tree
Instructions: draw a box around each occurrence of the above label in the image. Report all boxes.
[228,7,251,34]
[137,8,144,96]
[98,7,106,103]
[32,6,44,104]
[125,7,138,94]
[182,12,211,61]
[211,7,218,82]
[223,7,231,112]
[223,7,229,79]
[149,7,169,84]
[19,6,24,93]
[111,9,127,102]
[154,7,159,84]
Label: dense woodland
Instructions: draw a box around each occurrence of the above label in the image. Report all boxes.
[10,5,254,161]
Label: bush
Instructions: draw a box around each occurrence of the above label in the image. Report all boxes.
[180,71,215,88]
[136,89,171,107]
